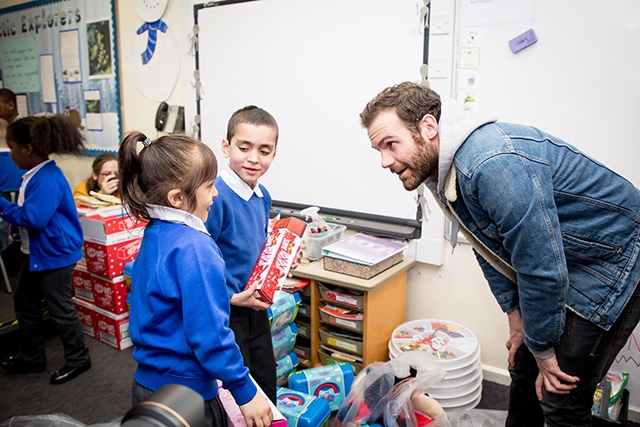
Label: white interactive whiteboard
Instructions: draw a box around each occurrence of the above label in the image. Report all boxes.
[192,0,427,221]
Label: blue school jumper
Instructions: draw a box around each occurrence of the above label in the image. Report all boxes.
[129,206,256,404]
[0,150,24,192]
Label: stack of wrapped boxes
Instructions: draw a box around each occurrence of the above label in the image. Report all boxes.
[72,206,145,350]
[269,290,302,386]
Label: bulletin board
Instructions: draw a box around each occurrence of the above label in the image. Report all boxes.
[0,0,122,154]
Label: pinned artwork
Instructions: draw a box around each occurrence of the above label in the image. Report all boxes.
[130,0,179,101]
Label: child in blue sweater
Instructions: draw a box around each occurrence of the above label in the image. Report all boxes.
[0,115,91,385]
[205,106,302,403]
[118,132,272,427]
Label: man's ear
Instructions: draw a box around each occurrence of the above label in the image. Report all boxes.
[419,114,439,141]
[167,189,184,209]
[221,139,230,158]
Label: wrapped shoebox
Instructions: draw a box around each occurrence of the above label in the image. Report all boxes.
[268,291,301,333]
[272,323,298,360]
[72,297,97,339]
[289,363,355,411]
[94,306,132,350]
[79,205,146,243]
[245,217,306,304]
[91,273,129,314]
[319,304,364,333]
[218,378,287,427]
[319,325,363,355]
[72,265,94,303]
[84,237,142,279]
[276,387,331,427]
[318,282,364,310]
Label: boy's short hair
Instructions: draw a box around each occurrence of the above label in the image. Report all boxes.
[0,89,16,105]
[226,105,279,145]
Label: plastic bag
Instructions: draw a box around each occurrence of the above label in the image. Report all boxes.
[0,414,121,427]
[336,352,447,427]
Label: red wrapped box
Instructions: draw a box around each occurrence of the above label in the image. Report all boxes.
[245,217,306,304]
[92,273,129,314]
[72,265,94,303]
[79,206,146,245]
[72,297,98,339]
[84,237,142,279]
[94,306,132,350]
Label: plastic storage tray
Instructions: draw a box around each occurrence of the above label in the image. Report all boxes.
[318,347,363,374]
[304,224,346,260]
[319,304,364,333]
[319,326,363,355]
[318,282,364,310]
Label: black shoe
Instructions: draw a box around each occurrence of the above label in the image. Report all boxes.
[1,354,46,374]
[49,363,91,385]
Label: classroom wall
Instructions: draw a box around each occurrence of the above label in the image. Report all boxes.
[4,0,510,377]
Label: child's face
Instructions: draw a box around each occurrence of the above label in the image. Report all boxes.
[222,123,277,189]
[6,138,30,170]
[192,179,218,223]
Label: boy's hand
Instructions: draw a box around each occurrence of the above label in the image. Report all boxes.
[288,243,306,275]
[230,280,271,310]
[239,392,273,427]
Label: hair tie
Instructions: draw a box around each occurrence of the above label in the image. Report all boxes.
[142,137,152,147]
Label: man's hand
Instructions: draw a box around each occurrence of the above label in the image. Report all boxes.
[534,354,580,400]
[506,308,524,367]
[230,280,271,310]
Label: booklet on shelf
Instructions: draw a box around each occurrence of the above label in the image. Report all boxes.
[322,233,407,266]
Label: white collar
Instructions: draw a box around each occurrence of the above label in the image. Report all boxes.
[220,166,264,202]
[23,159,53,179]
[0,147,9,153]
[147,205,210,235]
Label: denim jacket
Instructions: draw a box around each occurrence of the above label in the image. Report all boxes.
[426,99,640,358]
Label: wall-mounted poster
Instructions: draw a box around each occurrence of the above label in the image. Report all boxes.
[0,0,122,154]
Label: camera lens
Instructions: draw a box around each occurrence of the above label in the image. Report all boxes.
[122,385,206,427]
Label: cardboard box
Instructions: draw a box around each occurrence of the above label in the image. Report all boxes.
[80,206,146,245]
[84,237,142,279]
[72,297,98,339]
[72,265,94,303]
[323,251,404,280]
[245,217,306,304]
[94,306,132,350]
[92,273,130,314]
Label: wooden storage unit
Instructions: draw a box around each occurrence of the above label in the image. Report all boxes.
[292,257,416,368]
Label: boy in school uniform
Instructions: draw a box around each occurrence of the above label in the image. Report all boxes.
[205,105,280,402]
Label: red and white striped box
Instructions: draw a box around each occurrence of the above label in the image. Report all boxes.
[91,273,129,315]
[244,217,305,304]
[94,306,132,350]
[72,297,98,339]
[79,206,146,245]
[72,265,94,303]
[84,237,142,279]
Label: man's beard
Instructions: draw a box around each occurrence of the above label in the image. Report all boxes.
[396,133,438,191]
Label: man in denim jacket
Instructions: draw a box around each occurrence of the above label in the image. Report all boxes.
[361,81,640,426]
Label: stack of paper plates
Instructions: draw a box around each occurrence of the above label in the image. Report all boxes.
[388,319,482,411]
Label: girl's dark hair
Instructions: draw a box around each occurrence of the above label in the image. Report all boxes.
[7,115,85,156]
[86,153,117,193]
[118,132,218,221]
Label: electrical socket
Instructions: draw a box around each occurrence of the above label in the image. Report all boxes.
[431,13,452,35]
[429,58,449,79]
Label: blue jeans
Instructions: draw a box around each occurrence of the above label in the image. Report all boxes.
[506,282,640,427]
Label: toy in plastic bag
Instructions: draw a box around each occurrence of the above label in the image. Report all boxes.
[336,352,447,427]
[591,371,629,421]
